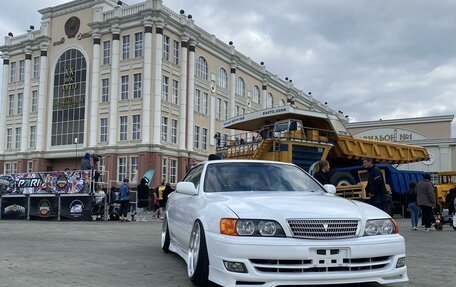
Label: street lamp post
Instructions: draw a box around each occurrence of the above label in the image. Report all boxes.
[74,137,78,170]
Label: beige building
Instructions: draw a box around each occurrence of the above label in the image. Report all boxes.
[346,115,456,176]
[0,0,336,187]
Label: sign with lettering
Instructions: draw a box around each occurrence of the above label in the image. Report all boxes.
[353,128,428,142]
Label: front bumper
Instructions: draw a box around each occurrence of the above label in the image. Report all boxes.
[206,232,408,287]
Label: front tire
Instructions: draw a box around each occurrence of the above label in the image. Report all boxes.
[188,221,210,286]
[161,216,171,253]
[330,171,356,186]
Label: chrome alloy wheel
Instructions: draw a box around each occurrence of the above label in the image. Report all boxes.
[187,222,201,277]
[161,217,168,248]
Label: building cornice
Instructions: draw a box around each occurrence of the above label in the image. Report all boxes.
[346,115,454,128]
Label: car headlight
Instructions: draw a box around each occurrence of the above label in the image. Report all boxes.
[220,218,286,237]
[364,219,398,236]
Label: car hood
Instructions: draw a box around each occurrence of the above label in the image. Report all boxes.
[206,191,388,220]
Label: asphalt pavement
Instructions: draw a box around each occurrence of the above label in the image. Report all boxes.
[0,215,454,287]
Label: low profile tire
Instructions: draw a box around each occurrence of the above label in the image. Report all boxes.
[330,171,356,186]
[188,221,210,286]
[161,216,171,253]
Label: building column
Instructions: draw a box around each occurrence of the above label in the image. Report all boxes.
[152,22,164,145]
[109,29,121,146]
[20,50,32,152]
[186,40,196,151]
[262,82,268,109]
[142,20,153,144]
[0,55,10,153]
[89,33,101,147]
[210,94,216,146]
[178,37,188,150]
[36,45,48,151]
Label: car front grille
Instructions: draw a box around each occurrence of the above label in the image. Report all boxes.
[250,256,391,273]
[287,219,359,239]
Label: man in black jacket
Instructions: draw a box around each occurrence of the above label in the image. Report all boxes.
[363,157,387,212]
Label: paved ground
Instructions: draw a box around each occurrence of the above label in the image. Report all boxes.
[0,216,454,287]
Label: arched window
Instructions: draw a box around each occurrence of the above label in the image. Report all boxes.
[252,85,260,104]
[217,68,227,89]
[236,77,245,97]
[267,93,274,108]
[280,99,286,106]
[52,49,87,146]
[195,56,208,80]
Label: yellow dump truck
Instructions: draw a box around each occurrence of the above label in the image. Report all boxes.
[217,106,429,188]
[435,171,456,208]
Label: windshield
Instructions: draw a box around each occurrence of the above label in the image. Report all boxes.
[203,162,326,193]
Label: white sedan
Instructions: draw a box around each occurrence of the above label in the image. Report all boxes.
[161,160,408,287]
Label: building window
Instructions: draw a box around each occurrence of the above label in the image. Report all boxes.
[33,56,40,79]
[19,60,25,81]
[280,99,286,106]
[133,73,142,99]
[216,98,221,119]
[51,49,87,146]
[171,119,178,144]
[29,126,36,149]
[202,128,208,150]
[132,115,141,140]
[103,41,111,65]
[134,32,143,58]
[161,116,168,142]
[122,35,130,60]
[163,35,170,61]
[194,125,200,149]
[223,100,228,120]
[121,75,129,100]
[27,161,33,173]
[195,56,208,80]
[119,116,128,141]
[130,156,139,182]
[9,62,16,83]
[172,79,179,105]
[194,89,201,113]
[162,76,169,101]
[6,128,12,150]
[101,78,109,103]
[253,85,260,104]
[242,108,245,115]
[236,77,245,97]
[100,118,108,143]
[8,95,14,115]
[218,68,228,89]
[170,159,177,184]
[17,93,23,114]
[162,158,168,182]
[4,163,11,174]
[203,92,209,115]
[31,91,38,112]
[173,40,179,65]
[118,156,127,181]
[236,105,240,116]
[15,127,21,149]
[267,93,274,108]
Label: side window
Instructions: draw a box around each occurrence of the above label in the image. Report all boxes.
[182,165,204,188]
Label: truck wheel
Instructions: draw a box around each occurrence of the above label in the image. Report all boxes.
[330,172,356,186]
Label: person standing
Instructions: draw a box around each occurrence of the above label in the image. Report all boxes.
[416,173,436,231]
[363,157,387,212]
[155,181,166,219]
[81,153,92,170]
[162,182,174,210]
[136,178,149,222]
[119,178,130,222]
[312,160,332,185]
[406,181,420,230]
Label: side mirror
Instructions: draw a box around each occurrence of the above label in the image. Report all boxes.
[176,182,198,195]
[323,184,337,195]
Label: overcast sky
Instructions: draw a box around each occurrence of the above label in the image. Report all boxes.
[1,0,455,135]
